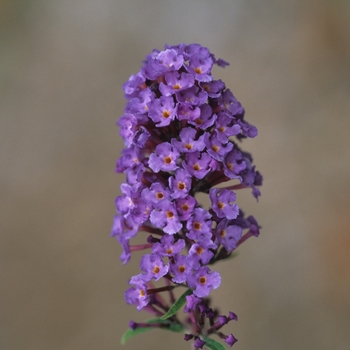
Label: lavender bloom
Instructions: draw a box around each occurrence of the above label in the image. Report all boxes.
[171,127,205,153]
[149,200,182,234]
[141,182,171,205]
[185,51,214,82]
[148,142,179,173]
[209,188,239,220]
[188,239,217,268]
[169,168,192,199]
[188,104,216,129]
[113,43,263,348]
[215,111,241,143]
[184,294,201,312]
[152,235,185,257]
[200,79,225,98]
[176,85,208,106]
[204,132,234,162]
[215,219,242,252]
[186,208,213,241]
[175,195,197,221]
[182,151,212,179]
[140,254,169,281]
[148,96,177,127]
[159,71,194,96]
[225,334,238,347]
[187,266,221,297]
[124,274,149,311]
[169,255,192,283]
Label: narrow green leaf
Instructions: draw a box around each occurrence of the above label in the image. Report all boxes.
[203,337,227,350]
[160,289,193,320]
[121,318,184,345]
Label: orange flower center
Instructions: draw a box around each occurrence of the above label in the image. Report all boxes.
[156,192,164,199]
[193,163,201,171]
[220,229,226,237]
[178,265,186,273]
[166,211,174,218]
[162,110,171,118]
[181,204,189,211]
[164,156,172,164]
[196,246,204,255]
[211,145,219,153]
[199,276,207,285]
[177,182,186,190]
[194,222,201,230]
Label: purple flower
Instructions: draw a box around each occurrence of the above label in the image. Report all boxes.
[125,88,154,115]
[148,96,177,127]
[188,104,216,129]
[169,168,192,199]
[141,182,171,205]
[159,71,194,96]
[111,214,139,240]
[185,51,214,82]
[171,127,205,153]
[176,85,208,106]
[215,111,241,143]
[184,294,201,312]
[150,200,182,234]
[152,234,185,257]
[142,49,184,79]
[132,126,151,148]
[176,103,201,122]
[123,72,145,99]
[117,234,131,264]
[186,208,213,241]
[175,195,197,221]
[201,79,225,98]
[188,239,217,267]
[169,255,192,283]
[187,266,221,297]
[219,89,244,116]
[223,148,247,180]
[225,334,238,347]
[209,188,239,220]
[204,132,234,162]
[140,254,169,281]
[149,142,180,173]
[116,147,139,172]
[124,274,149,311]
[182,151,212,179]
[194,338,206,349]
[118,113,138,147]
[215,219,242,251]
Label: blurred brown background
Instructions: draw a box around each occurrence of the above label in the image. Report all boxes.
[1,0,350,349]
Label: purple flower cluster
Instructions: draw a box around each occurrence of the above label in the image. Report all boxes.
[112,43,262,347]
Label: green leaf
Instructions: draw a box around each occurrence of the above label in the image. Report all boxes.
[203,337,227,350]
[160,289,193,320]
[121,318,184,345]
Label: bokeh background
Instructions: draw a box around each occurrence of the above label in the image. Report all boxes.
[1,0,350,349]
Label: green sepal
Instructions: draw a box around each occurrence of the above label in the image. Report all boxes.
[203,337,227,350]
[160,289,193,320]
[121,318,184,345]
